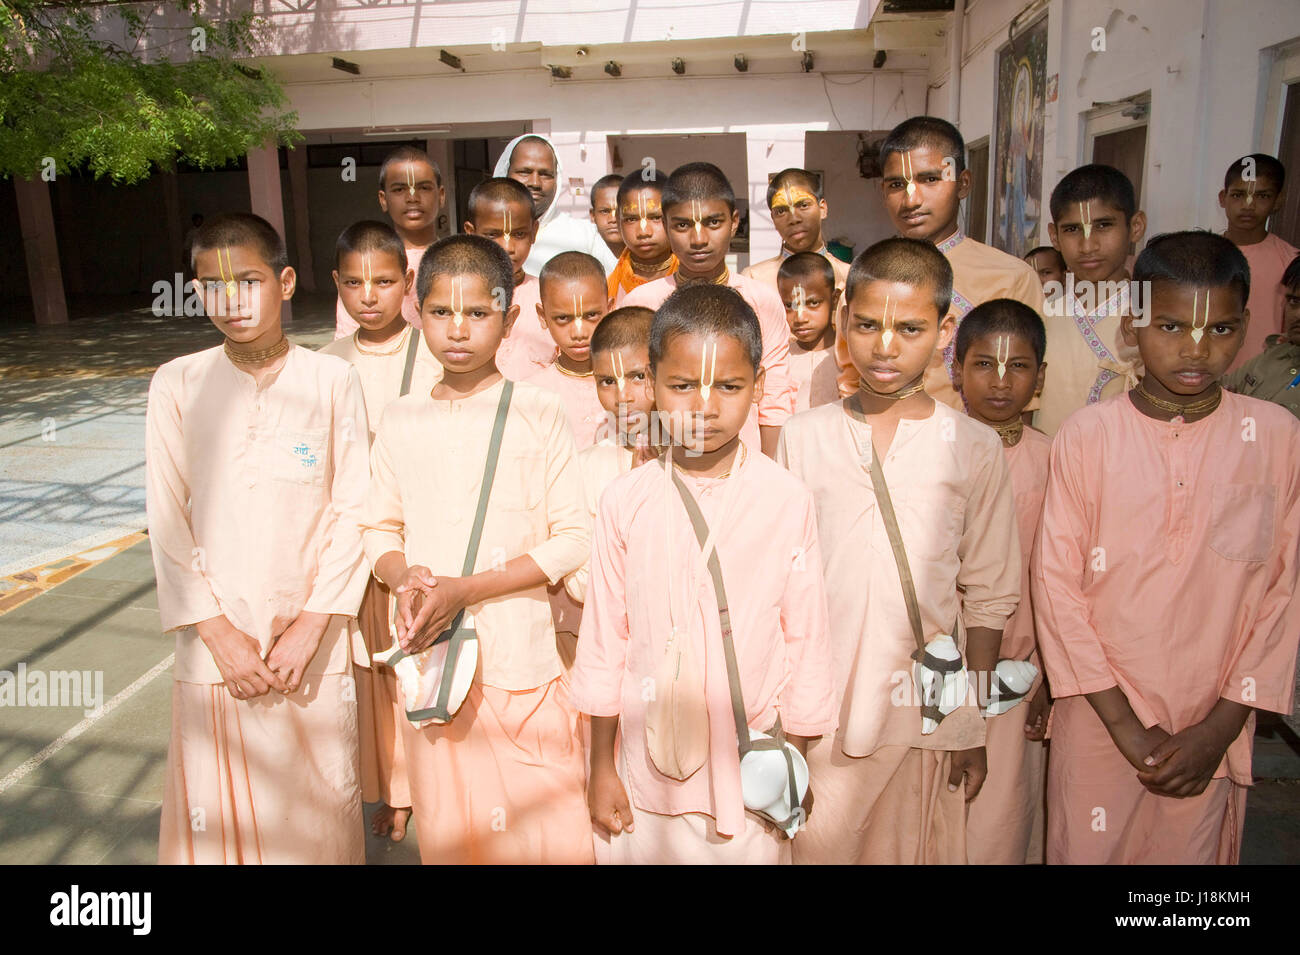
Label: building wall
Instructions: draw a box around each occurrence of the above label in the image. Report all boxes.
[930,0,1300,246]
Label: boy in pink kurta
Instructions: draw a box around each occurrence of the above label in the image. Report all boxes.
[1033,231,1300,864]
[780,238,1021,866]
[950,299,1053,864]
[321,220,444,843]
[525,252,614,450]
[572,285,836,864]
[334,146,444,339]
[463,177,556,381]
[1219,154,1298,370]
[361,234,593,865]
[776,252,842,413]
[623,162,795,456]
[742,167,850,300]
[149,214,370,864]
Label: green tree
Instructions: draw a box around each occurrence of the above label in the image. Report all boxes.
[0,0,300,183]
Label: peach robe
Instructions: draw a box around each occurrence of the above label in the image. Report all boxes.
[1036,281,1132,437]
[570,452,837,862]
[146,344,371,864]
[320,325,443,809]
[496,276,554,381]
[834,232,1045,409]
[966,425,1051,865]
[787,343,841,413]
[361,378,593,864]
[624,272,797,450]
[334,244,428,340]
[1032,392,1300,864]
[777,399,1021,864]
[1232,232,1299,371]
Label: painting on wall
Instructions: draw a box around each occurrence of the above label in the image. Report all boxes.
[992,13,1048,257]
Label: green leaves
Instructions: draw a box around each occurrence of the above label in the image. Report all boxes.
[0,1,301,183]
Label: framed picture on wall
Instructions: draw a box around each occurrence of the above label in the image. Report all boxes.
[992,12,1048,257]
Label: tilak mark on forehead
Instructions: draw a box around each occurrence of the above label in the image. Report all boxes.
[613,350,626,391]
[450,276,466,328]
[217,247,238,299]
[995,334,1010,380]
[880,294,898,348]
[699,340,718,400]
[1079,201,1093,240]
[902,152,917,199]
[361,251,373,299]
[692,199,704,239]
[572,292,586,335]
[793,283,807,321]
[1189,289,1209,344]
[406,162,416,192]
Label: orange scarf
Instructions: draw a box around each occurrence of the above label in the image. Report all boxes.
[608,248,678,299]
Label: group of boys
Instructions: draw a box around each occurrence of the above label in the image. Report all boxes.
[146,120,1300,866]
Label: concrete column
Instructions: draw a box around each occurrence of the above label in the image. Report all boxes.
[14,177,69,326]
[426,138,455,237]
[247,141,292,323]
[286,146,316,291]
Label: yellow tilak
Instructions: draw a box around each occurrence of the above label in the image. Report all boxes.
[1244,181,1256,208]
[793,283,806,322]
[902,152,916,199]
[692,199,704,239]
[1079,201,1093,240]
[504,205,512,237]
[218,247,238,299]
[613,350,626,391]
[573,292,585,336]
[406,162,416,192]
[881,295,897,348]
[995,334,1010,380]
[638,191,648,231]
[361,251,373,299]
[699,340,718,400]
[451,276,465,328]
[1189,289,1208,344]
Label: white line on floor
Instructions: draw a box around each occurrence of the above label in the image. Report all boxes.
[0,653,174,795]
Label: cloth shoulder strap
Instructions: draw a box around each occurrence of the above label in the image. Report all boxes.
[668,470,754,755]
[459,380,513,577]
[398,326,421,397]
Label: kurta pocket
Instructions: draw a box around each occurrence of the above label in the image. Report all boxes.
[273,427,329,487]
[1208,483,1275,562]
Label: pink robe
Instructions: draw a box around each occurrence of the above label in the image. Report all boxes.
[570,451,836,862]
[966,425,1050,864]
[496,276,554,381]
[624,272,797,450]
[334,244,428,340]
[1231,232,1299,371]
[1032,391,1300,863]
[526,362,609,451]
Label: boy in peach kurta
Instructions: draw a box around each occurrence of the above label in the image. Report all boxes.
[623,162,795,456]
[1033,231,1300,864]
[321,220,444,842]
[1036,165,1148,436]
[149,214,370,864]
[572,284,836,864]
[742,167,850,299]
[334,146,444,339]
[776,252,842,413]
[361,234,593,865]
[607,171,677,307]
[950,299,1053,864]
[780,238,1020,866]
[835,117,1044,410]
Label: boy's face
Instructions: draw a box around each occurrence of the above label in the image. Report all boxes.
[594,344,654,430]
[591,186,622,247]
[1284,285,1300,347]
[778,274,837,347]
[619,187,671,263]
[952,331,1045,425]
[507,140,558,218]
[332,248,412,333]
[880,145,970,244]
[665,197,738,277]
[651,331,762,455]
[1121,282,1245,397]
[463,199,538,281]
[378,160,443,239]
[420,272,518,375]
[1025,250,1065,289]
[769,182,828,253]
[1219,175,1282,234]
[192,243,294,342]
[842,279,952,395]
[537,275,611,366]
[1048,198,1145,284]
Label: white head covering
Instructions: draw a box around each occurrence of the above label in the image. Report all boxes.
[493,133,619,277]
